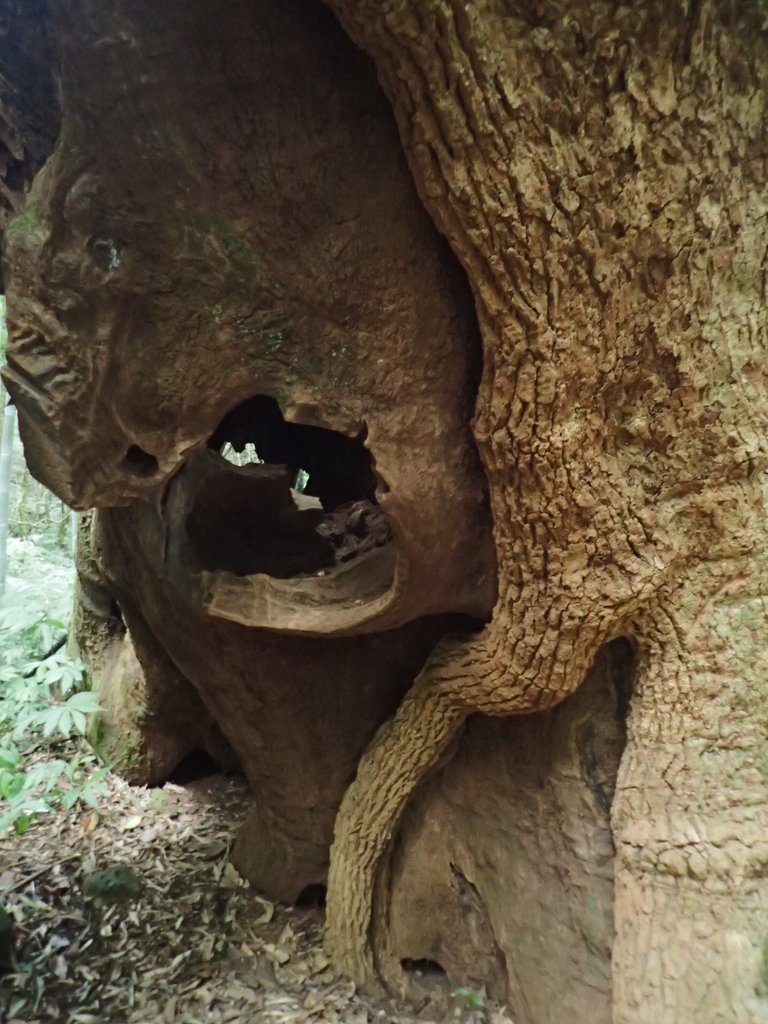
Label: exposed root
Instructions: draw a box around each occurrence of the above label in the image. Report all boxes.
[324,641,469,988]
[324,610,606,990]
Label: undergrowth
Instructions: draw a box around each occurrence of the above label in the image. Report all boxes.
[0,536,106,835]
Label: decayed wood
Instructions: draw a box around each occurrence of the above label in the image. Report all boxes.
[1,0,495,920]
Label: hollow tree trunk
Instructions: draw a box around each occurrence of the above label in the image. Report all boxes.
[1,0,766,1017]
[93,500,469,902]
[2,0,497,905]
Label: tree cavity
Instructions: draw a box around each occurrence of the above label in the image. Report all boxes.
[187,395,392,579]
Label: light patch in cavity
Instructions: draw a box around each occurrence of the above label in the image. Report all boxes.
[91,237,122,271]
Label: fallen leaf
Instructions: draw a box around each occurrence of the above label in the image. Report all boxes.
[219,863,243,890]
[264,942,290,965]
[52,953,68,979]
[118,815,143,832]
[194,839,227,860]
[0,739,445,1024]
[255,898,275,925]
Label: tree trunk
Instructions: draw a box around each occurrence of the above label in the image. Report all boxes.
[614,556,768,1023]
[94,498,470,902]
[387,640,633,1023]
[321,0,768,1011]
[72,511,239,786]
[1,0,767,1018]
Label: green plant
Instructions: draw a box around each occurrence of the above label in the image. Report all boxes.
[453,986,486,1012]
[0,594,107,835]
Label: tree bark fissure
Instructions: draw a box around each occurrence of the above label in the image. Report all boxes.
[322,0,768,1010]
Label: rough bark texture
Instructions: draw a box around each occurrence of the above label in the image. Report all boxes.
[319,0,768,1015]
[1,0,767,1021]
[614,562,768,1024]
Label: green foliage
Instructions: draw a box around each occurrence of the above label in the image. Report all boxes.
[453,987,486,1011]
[1,314,99,836]
[0,587,107,836]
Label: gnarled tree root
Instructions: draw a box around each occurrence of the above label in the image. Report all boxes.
[324,622,603,989]
[324,646,468,989]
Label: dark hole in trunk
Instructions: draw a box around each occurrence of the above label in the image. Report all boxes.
[121,445,159,478]
[109,598,125,627]
[609,635,636,730]
[401,958,447,976]
[295,883,326,907]
[167,748,223,784]
[207,394,376,511]
[191,394,393,578]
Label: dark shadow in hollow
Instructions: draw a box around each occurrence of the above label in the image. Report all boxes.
[192,394,393,578]
[121,444,159,478]
[295,883,327,907]
[187,466,336,578]
[109,597,125,628]
[207,394,376,511]
[609,635,636,733]
[167,748,223,784]
[401,958,447,976]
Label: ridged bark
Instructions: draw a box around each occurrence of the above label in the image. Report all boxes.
[614,549,768,1023]
[325,662,467,986]
[323,0,768,1012]
[325,610,614,987]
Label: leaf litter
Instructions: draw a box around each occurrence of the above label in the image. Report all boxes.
[0,743,515,1024]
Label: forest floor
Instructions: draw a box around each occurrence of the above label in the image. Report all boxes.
[0,745,514,1024]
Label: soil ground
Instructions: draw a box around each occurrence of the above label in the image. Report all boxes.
[0,745,514,1024]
